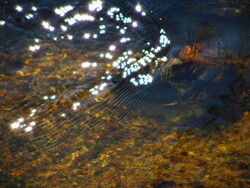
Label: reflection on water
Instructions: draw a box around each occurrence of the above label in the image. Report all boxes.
[0,0,249,187]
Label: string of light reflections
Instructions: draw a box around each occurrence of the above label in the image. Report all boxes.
[0,0,171,163]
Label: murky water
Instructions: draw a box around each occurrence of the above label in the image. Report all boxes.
[0,0,249,187]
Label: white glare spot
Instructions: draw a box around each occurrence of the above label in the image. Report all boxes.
[89,0,103,12]
[41,21,55,31]
[160,35,171,47]
[15,5,23,12]
[25,14,34,20]
[99,25,106,29]
[100,30,106,34]
[61,25,67,31]
[84,33,90,39]
[109,45,116,51]
[18,118,24,123]
[11,122,20,129]
[25,126,32,132]
[135,4,142,12]
[67,35,73,40]
[34,38,40,43]
[92,62,98,67]
[113,61,119,67]
[82,62,91,68]
[65,13,95,25]
[72,102,81,110]
[43,96,49,100]
[105,53,113,59]
[120,29,125,34]
[30,121,36,126]
[31,6,37,11]
[128,50,133,55]
[0,20,5,26]
[50,95,56,99]
[54,5,74,17]
[29,45,40,52]
[161,56,168,62]
[31,109,37,114]
[132,21,138,27]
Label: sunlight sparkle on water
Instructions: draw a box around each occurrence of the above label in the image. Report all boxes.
[89,0,103,12]
[0,20,5,26]
[31,6,37,11]
[84,33,91,39]
[41,21,55,31]
[135,4,142,12]
[109,45,116,51]
[54,5,74,17]
[25,14,34,20]
[7,1,171,134]
[15,5,23,12]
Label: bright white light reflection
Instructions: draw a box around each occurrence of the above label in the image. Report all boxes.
[29,45,40,52]
[7,1,172,133]
[82,62,91,68]
[89,0,103,12]
[105,53,113,59]
[72,102,81,110]
[135,4,142,12]
[109,45,116,51]
[15,5,23,12]
[99,30,106,34]
[113,61,119,67]
[67,35,73,40]
[132,21,138,27]
[54,5,74,17]
[25,126,32,132]
[11,122,20,129]
[61,25,67,31]
[65,14,95,25]
[0,20,5,26]
[84,33,91,39]
[120,29,125,34]
[50,95,56,99]
[41,21,55,31]
[92,62,98,67]
[30,121,36,126]
[31,6,37,11]
[43,96,49,100]
[25,14,34,20]
[99,25,106,29]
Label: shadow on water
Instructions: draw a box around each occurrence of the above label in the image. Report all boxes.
[120,0,250,132]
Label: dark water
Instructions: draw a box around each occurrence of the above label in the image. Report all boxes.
[0,0,249,187]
